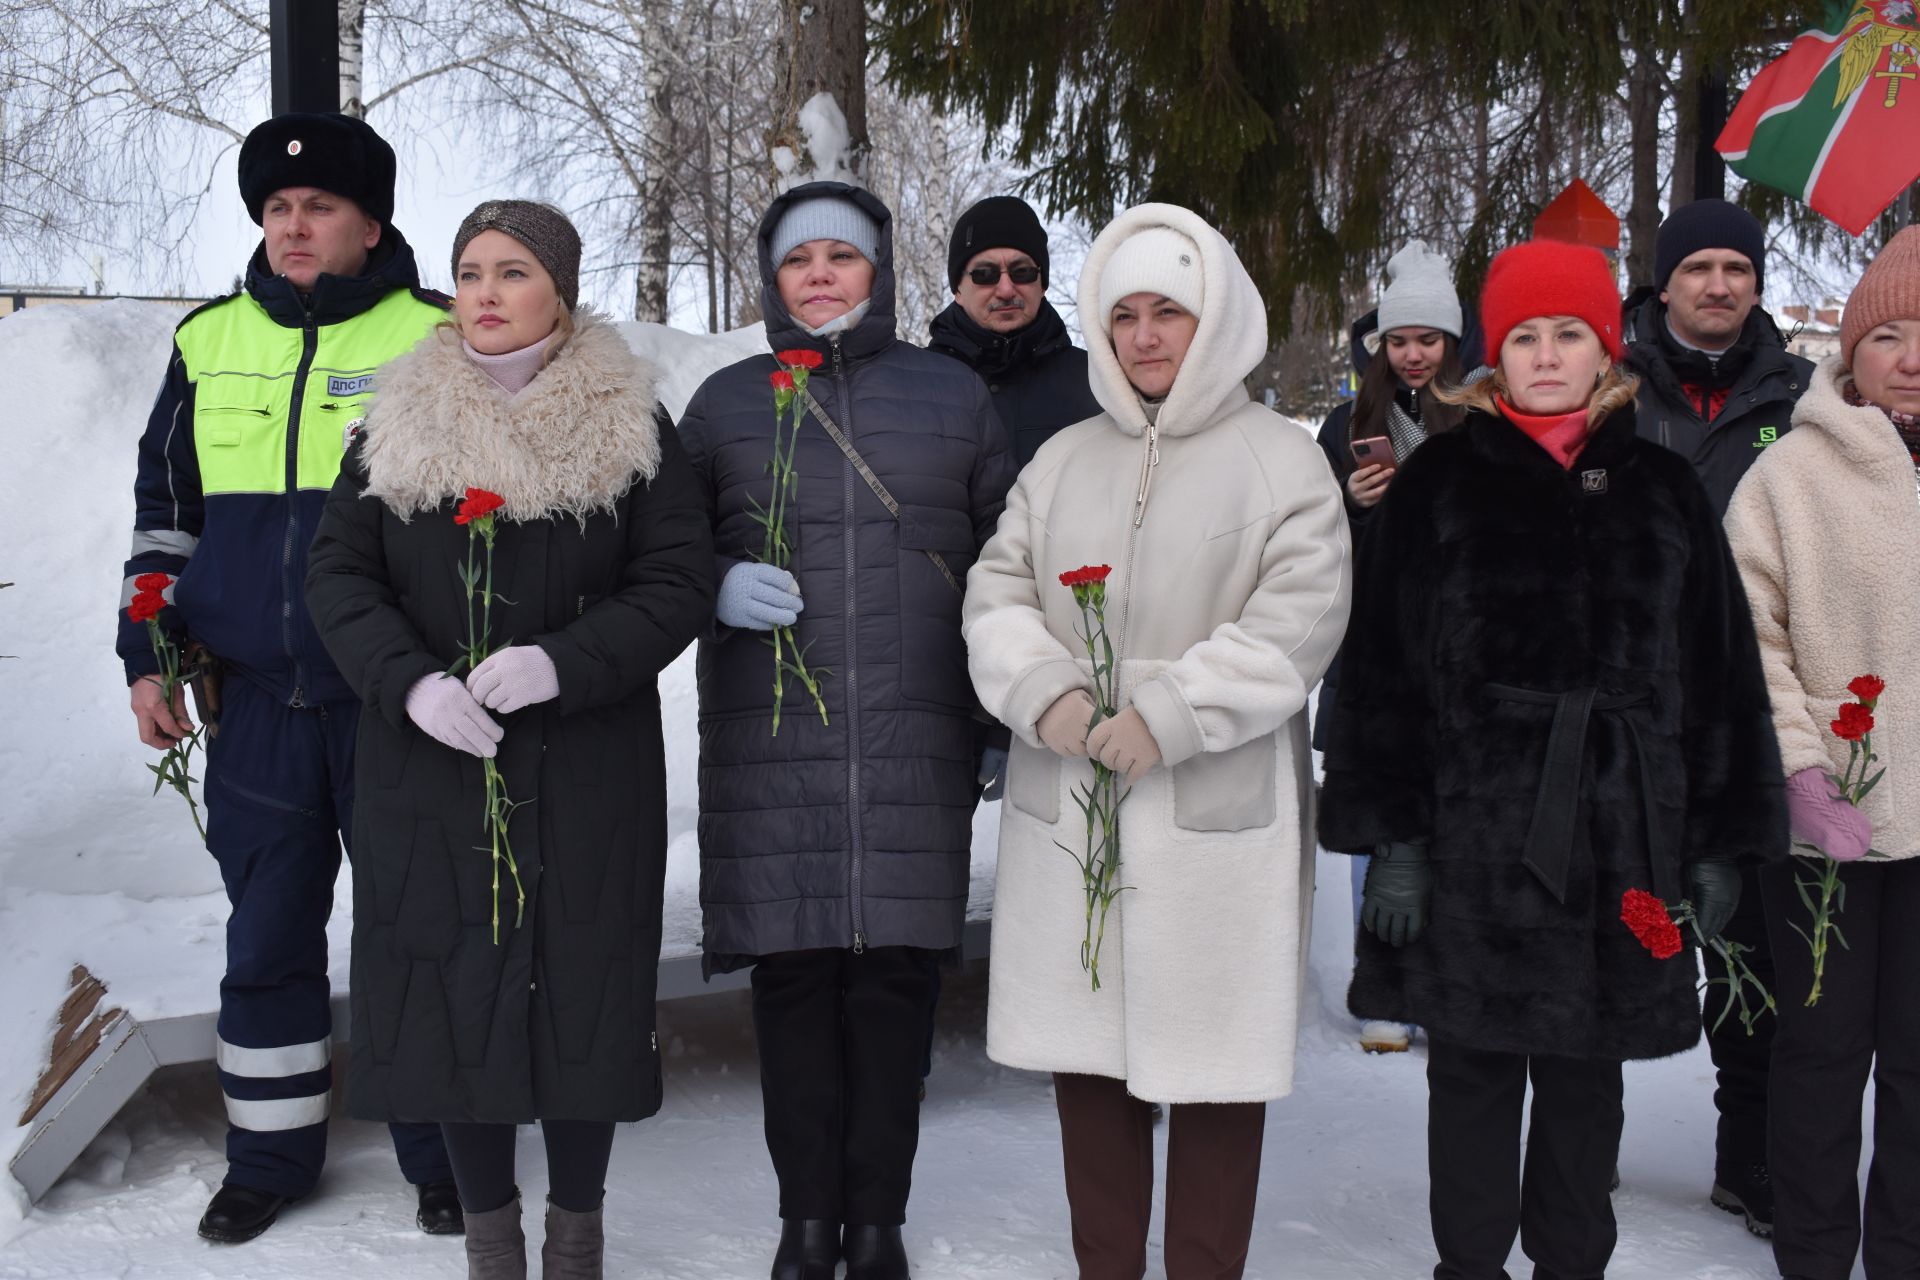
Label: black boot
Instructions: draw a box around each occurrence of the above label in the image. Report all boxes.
[771,1218,840,1280]
[416,1178,466,1235]
[1710,1160,1774,1238]
[197,1183,294,1243]
[842,1224,910,1280]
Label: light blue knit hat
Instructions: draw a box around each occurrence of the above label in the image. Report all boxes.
[770,195,881,266]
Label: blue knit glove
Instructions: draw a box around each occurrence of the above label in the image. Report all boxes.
[716,562,804,631]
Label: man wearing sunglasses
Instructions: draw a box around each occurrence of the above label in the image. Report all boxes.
[930,195,1102,469]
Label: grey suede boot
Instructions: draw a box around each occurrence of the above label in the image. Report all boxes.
[462,1194,527,1280]
[540,1199,605,1279]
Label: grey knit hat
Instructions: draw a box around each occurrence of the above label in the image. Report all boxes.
[770,195,881,266]
[1376,240,1462,339]
[451,200,582,311]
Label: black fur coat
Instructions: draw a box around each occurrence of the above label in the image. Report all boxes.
[1318,405,1786,1060]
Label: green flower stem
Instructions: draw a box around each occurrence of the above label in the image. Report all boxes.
[144,616,206,840]
[1065,582,1127,991]
[463,513,530,945]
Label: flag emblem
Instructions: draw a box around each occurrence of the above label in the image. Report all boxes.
[1718,1,1920,234]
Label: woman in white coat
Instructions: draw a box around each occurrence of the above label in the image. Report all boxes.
[963,204,1351,1279]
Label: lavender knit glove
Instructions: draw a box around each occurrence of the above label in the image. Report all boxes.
[467,645,561,713]
[1786,767,1871,861]
[406,674,503,758]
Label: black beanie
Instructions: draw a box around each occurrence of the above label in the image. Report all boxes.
[947,196,1050,290]
[237,113,398,228]
[1655,198,1766,295]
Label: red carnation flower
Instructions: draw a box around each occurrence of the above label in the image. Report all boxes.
[127,590,165,623]
[133,572,174,593]
[455,487,506,525]
[776,348,824,370]
[1621,888,1683,960]
[770,370,796,392]
[1833,701,1875,742]
[1058,564,1114,588]
[1848,674,1886,705]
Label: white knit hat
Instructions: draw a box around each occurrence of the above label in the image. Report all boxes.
[769,195,881,266]
[1375,240,1462,339]
[1096,226,1206,329]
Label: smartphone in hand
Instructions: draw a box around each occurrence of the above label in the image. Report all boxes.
[1350,435,1397,473]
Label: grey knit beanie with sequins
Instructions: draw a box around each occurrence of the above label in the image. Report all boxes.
[452,200,582,311]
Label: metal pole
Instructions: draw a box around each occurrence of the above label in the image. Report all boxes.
[270,0,340,116]
[1695,68,1728,201]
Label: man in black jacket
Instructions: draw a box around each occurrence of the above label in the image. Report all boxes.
[1625,198,1812,1241]
[929,196,1101,811]
[928,195,1102,470]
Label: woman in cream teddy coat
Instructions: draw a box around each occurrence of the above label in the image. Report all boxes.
[1724,226,1920,1280]
[962,203,1350,1278]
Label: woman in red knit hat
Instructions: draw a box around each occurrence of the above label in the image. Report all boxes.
[1724,225,1920,1280]
[1319,238,1787,1279]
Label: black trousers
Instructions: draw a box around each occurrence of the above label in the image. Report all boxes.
[1427,1041,1624,1280]
[1703,865,1776,1175]
[751,946,940,1226]
[440,1120,617,1215]
[1763,857,1920,1280]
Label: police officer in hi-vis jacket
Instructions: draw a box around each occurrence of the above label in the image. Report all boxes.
[117,112,459,1246]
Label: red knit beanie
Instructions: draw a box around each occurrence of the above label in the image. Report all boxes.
[1842,225,1920,364]
[1480,240,1625,362]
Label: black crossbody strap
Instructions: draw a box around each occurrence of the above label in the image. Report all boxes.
[801,388,963,595]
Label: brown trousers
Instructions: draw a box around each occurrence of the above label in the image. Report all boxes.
[1053,1072,1267,1280]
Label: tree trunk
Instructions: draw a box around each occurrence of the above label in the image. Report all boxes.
[1671,13,1699,208]
[1474,97,1490,220]
[634,0,673,322]
[773,0,869,184]
[338,0,365,117]
[1626,44,1664,288]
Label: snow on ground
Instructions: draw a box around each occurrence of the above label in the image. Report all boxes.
[0,301,1858,1278]
[0,851,1806,1279]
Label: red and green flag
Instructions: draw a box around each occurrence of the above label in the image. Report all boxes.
[1717,0,1920,235]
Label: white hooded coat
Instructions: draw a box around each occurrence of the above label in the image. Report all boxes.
[963,203,1353,1102]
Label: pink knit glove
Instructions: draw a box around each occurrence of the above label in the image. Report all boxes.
[1786,767,1872,861]
[466,645,561,713]
[405,674,503,758]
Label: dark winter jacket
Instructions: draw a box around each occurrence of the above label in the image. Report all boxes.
[1623,290,1812,516]
[120,232,447,704]
[305,313,714,1123]
[680,182,1017,969]
[927,299,1102,468]
[1319,405,1786,1060]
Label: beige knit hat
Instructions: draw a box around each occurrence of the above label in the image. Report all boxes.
[1843,225,1920,364]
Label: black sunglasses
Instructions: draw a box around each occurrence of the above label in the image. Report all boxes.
[967,262,1042,286]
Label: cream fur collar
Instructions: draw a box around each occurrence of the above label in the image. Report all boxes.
[361,308,663,523]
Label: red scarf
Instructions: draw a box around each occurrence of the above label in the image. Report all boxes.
[1496,396,1591,470]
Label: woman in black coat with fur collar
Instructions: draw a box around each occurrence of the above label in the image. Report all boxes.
[1319,240,1786,1280]
[307,203,714,1279]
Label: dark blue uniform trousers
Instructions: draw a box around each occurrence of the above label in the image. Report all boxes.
[205,677,450,1198]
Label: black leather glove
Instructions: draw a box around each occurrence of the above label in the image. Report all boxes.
[1362,839,1432,947]
[1686,859,1743,941]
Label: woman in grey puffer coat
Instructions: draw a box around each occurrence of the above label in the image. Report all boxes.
[677,181,1013,1280]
